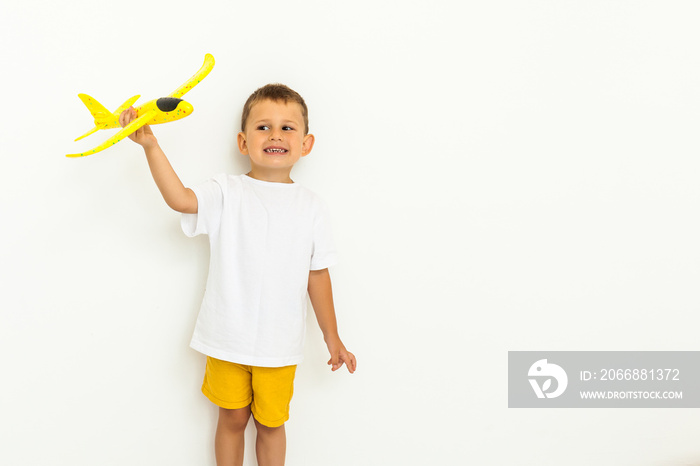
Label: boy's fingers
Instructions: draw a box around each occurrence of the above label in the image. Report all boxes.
[345,353,356,373]
[120,109,133,128]
[348,354,357,373]
[328,355,342,371]
[329,350,357,372]
[120,107,133,124]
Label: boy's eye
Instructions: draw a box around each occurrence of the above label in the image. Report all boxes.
[255,125,295,131]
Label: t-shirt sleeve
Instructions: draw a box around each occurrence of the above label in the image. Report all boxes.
[310,200,338,270]
[181,174,226,237]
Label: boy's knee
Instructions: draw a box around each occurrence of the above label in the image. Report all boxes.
[254,418,285,435]
[218,406,251,432]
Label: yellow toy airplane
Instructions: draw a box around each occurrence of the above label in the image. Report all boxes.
[67,53,215,157]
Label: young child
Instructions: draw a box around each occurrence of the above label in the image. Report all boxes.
[120,83,356,466]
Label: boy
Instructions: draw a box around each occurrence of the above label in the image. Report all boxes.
[119,83,356,466]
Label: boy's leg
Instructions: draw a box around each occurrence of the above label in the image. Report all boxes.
[254,419,286,466]
[202,358,255,466]
[215,406,251,466]
[248,365,296,466]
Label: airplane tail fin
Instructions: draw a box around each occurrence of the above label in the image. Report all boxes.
[74,94,140,141]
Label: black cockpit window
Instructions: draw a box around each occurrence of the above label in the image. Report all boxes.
[156,97,183,112]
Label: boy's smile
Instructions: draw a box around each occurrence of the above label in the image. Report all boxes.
[264,146,288,154]
[237,99,315,183]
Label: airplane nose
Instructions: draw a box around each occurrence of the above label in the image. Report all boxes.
[178,101,194,114]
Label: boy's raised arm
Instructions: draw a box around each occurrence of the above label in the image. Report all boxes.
[119,107,198,214]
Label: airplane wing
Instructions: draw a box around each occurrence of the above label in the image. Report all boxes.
[114,94,142,117]
[169,53,215,99]
[66,110,156,158]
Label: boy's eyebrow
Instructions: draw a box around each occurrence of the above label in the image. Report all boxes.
[252,118,301,126]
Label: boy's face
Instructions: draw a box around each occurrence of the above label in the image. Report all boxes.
[237,99,314,181]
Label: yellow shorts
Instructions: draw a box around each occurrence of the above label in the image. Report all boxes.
[202,357,297,428]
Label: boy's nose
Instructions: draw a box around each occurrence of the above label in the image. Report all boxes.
[269,131,283,140]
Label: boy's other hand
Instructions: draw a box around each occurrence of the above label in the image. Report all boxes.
[327,338,357,373]
[119,107,157,148]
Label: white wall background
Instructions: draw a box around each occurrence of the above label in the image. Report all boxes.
[2,1,700,465]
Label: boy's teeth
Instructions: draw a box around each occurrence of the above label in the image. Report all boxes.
[265,148,286,153]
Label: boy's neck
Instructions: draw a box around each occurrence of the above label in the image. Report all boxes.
[246,167,294,184]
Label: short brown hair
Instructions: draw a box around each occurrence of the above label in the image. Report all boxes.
[240,83,309,134]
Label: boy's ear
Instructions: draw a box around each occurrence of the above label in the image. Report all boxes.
[302,133,315,157]
[237,132,248,155]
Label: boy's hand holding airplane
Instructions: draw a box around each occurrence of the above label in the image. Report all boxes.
[119,107,157,149]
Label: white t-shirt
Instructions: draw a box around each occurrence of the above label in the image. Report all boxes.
[181,174,337,367]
